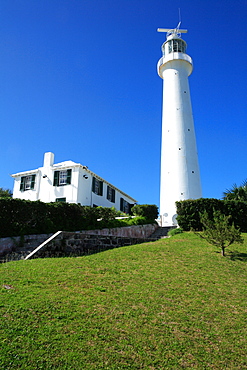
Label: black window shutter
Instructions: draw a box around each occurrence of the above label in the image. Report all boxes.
[20,177,24,191]
[66,169,72,184]
[53,171,59,186]
[31,175,36,189]
[120,198,123,212]
[92,177,96,192]
[99,181,103,196]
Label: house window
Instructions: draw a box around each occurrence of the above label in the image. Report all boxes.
[53,169,72,186]
[120,198,131,214]
[56,197,66,202]
[107,186,115,203]
[92,177,103,196]
[20,175,36,191]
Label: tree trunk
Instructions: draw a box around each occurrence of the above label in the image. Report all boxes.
[221,247,225,256]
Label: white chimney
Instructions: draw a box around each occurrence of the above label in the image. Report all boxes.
[43,152,54,167]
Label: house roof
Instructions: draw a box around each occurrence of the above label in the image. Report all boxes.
[11,160,137,203]
[11,169,39,177]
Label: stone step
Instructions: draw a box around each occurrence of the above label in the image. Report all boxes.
[149,226,176,240]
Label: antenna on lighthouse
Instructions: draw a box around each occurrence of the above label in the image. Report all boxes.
[157,8,186,36]
[157,13,187,38]
[157,26,187,35]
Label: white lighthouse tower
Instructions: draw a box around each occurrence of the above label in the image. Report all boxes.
[157,24,202,226]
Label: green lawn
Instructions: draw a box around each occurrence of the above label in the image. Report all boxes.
[1,233,247,369]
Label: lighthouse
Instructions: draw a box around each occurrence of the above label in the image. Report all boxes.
[157,24,202,226]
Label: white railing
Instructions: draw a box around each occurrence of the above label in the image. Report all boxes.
[25,230,62,260]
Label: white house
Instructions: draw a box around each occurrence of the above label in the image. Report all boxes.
[11,152,137,213]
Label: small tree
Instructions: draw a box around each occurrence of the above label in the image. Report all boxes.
[0,188,12,198]
[195,210,243,256]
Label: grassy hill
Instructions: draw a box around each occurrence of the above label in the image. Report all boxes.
[1,233,247,369]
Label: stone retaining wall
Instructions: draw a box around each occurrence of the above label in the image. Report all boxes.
[32,232,156,259]
[0,223,158,261]
[0,234,52,257]
[79,223,158,238]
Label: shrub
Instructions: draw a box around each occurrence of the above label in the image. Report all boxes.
[95,206,119,221]
[131,204,158,221]
[97,216,150,229]
[125,216,148,226]
[167,227,183,237]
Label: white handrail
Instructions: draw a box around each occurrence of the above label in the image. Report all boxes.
[24,230,62,260]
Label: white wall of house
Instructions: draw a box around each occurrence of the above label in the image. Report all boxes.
[12,169,39,202]
[11,152,136,212]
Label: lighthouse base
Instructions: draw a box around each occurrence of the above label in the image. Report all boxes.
[159,213,178,227]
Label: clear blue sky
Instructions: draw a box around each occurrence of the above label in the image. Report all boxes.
[1,0,246,207]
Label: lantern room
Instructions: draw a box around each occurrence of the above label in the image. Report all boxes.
[161,34,187,56]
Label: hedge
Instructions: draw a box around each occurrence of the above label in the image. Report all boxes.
[176,198,247,232]
[0,199,100,237]
[0,199,157,238]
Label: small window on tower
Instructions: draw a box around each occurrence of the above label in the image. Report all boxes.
[173,40,178,52]
[168,41,172,53]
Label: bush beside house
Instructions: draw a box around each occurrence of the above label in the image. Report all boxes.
[0,199,158,238]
